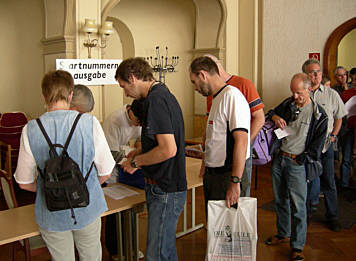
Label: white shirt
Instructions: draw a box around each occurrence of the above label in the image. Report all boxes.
[14,117,115,184]
[205,85,251,167]
[102,105,141,151]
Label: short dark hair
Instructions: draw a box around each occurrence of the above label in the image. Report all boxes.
[130,99,145,124]
[42,70,74,106]
[349,67,356,76]
[115,57,154,83]
[71,84,95,113]
[190,56,219,76]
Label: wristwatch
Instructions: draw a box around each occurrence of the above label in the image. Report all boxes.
[231,176,242,184]
[330,134,338,141]
[130,156,139,169]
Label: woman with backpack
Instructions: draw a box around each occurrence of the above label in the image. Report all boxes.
[14,70,115,261]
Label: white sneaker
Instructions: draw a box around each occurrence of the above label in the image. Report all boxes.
[138,250,144,259]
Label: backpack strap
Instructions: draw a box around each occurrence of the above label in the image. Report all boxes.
[63,187,78,225]
[63,113,82,151]
[36,118,58,157]
[85,161,95,182]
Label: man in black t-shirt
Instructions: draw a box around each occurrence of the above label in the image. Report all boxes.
[116,57,187,261]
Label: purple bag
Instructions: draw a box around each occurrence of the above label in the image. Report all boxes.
[251,120,276,165]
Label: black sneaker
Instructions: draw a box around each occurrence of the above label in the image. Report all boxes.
[328,220,341,232]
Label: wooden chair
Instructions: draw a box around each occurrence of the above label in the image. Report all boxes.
[0,112,28,127]
[0,112,28,175]
[0,141,49,261]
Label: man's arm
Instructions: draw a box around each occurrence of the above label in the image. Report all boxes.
[121,134,177,173]
[98,174,111,184]
[271,115,287,129]
[250,109,265,141]
[330,118,342,143]
[19,182,37,192]
[225,130,248,208]
[199,131,206,177]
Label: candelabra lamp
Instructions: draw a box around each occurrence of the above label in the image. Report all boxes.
[145,46,179,83]
[82,19,114,58]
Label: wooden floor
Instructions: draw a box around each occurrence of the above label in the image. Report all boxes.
[1,163,356,261]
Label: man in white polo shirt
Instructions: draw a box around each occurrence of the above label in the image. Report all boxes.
[189,56,250,212]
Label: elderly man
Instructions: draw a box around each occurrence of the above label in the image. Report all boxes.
[204,54,265,197]
[302,59,347,232]
[116,57,187,261]
[70,84,95,113]
[265,73,327,261]
[189,56,250,213]
[331,67,355,190]
[332,66,349,95]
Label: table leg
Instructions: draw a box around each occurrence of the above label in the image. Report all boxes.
[122,209,133,261]
[176,187,204,238]
[116,212,124,260]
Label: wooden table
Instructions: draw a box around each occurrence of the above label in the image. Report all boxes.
[0,157,203,260]
[0,204,37,246]
[0,185,146,261]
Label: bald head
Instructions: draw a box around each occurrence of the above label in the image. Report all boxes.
[291,73,312,90]
[290,73,311,107]
[203,54,230,81]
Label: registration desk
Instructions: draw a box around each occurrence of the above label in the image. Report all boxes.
[0,157,202,260]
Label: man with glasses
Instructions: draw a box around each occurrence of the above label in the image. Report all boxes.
[302,59,347,232]
[332,66,349,95]
[265,73,327,261]
[332,66,354,190]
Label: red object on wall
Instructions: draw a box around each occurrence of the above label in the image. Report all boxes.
[309,53,320,61]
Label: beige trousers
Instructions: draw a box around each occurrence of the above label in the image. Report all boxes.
[39,217,102,261]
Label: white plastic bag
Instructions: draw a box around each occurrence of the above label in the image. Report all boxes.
[206,198,258,261]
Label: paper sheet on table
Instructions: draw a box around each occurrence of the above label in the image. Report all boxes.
[274,126,294,139]
[103,184,139,200]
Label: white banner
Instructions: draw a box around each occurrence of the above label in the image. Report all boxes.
[56,59,122,86]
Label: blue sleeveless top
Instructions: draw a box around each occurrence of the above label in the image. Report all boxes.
[27,110,107,231]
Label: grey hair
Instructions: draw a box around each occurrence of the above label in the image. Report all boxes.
[70,84,95,113]
[291,73,311,90]
[333,66,346,75]
[302,59,320,73]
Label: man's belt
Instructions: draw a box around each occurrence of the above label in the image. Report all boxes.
[144,177,157,185]
[280,151,297,161]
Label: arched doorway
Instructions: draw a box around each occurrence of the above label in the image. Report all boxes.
[323,17,356,84]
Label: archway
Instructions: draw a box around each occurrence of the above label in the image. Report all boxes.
[323,17,356,84]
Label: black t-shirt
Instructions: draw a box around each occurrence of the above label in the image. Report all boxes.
[141,82,187,192]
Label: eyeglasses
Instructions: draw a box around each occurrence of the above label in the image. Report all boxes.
[307,69,321,75]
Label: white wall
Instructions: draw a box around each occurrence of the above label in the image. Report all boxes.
[338,28,356,72]
[262,0,356,111]
[102,26,124,118]
[0,0,44,118]
[107,0,196,137]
